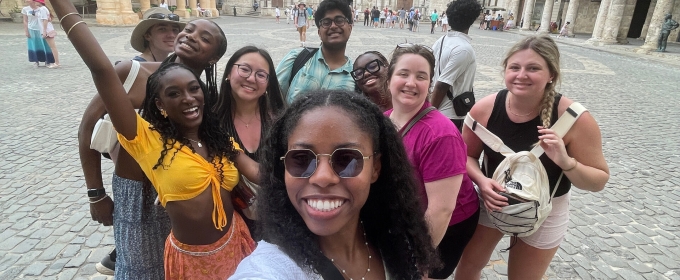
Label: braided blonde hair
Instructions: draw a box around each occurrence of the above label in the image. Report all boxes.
[502,36,561,128]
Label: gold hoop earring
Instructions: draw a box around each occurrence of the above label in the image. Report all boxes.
[160,109,168,118]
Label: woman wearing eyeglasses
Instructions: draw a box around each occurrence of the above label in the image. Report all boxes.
[230,89,438,279]
[385,44,479,279]
[216,46,286,237]
[352,51,392,112]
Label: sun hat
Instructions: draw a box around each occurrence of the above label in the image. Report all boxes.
[130,7,186,53]
[298,2,306,7]
[34,0,45,5]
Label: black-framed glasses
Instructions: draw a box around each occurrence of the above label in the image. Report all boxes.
[280,148,375,178]
[320,16,349,28]
[148,13,180,22]
[350,59,385,81]
[232,64,270,84]
[396,43,433,52]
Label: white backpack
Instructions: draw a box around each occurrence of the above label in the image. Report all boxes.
[465,102,587,238]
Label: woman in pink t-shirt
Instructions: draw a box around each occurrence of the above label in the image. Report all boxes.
[384,44,479,279]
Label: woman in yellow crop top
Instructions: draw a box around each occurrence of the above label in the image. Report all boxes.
[51,0,260,277]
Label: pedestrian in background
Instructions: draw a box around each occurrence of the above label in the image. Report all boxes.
[455,35,610,279]
[22,0,55,67]
[430,9,438,34]
[275,6,280,23]
[37,0,60,68]
[294,2,307,47]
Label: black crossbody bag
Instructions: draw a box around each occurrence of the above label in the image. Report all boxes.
[437,35,475,116]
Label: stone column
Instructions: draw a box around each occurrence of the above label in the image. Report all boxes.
[587,0,612,42]
[175,0,191,18]
[96,0,139,25]
[520,0,536,30]
[188,0,197,16]
[564,0,580,36]
[616,0,637,43]
[639,0,675,50]
[508,0,520,19]
[600,0,626,43]
[640,0,657,38]
[198,0,207,16]
[538,0,555,33]
[141,0,151,13]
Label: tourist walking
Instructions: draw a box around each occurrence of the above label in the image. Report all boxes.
[294,3,307,47]
[36,0,60,68]
[430,9,438,34]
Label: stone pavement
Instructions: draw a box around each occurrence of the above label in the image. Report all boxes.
[1,16,679,280]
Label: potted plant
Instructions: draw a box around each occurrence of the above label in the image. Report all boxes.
[10,6,24,23]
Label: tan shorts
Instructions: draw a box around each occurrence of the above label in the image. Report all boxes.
[297,25,307,32]
[478,192,570,249]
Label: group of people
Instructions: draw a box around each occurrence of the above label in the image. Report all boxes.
[22,0,60,68]
[49,0,610,278]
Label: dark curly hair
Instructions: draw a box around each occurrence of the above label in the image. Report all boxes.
[139,63,238,178]
[257,89,439,278]
[216,46,286,160]
[314,0,354,26]
[446,0,482,32]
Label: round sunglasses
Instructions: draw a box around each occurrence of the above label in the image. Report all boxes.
[280,148,375,178]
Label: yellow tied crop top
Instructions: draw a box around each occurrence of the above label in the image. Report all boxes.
[118,114,241,231]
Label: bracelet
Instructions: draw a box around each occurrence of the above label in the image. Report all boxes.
[59,12,81,22]
[89,194,109,204]
[563,158,578,172]
[67,21,86,37]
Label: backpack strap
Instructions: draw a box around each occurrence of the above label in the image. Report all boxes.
[400,106,435,137]
[464,113,515,156]
[287,47,319,99]
[123,60,141,93]
[529,102,588,158]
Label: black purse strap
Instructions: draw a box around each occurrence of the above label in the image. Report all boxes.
[437,35,445,76]
[400,106,436,137]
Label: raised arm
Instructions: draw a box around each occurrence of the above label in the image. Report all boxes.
[50,0,137,140]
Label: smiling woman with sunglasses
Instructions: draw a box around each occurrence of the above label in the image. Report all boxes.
[230,90,438,279]
[352,51,392,111]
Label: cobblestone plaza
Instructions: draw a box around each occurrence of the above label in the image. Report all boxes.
[1,16,680,279]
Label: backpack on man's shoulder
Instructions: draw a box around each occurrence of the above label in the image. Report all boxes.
[464,102,587,241]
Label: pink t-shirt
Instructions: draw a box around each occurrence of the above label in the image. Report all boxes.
[386,102,478,225]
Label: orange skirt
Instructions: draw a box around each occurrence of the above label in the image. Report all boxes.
[164,212,256,279]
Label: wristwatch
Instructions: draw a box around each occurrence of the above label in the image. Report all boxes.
[87,188,107,198]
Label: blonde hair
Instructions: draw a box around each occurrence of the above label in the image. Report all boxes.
[502,35,561,128]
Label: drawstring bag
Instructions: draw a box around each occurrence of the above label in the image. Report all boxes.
[465,102,586,245]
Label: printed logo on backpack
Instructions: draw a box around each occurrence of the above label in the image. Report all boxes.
[464,102,587,239]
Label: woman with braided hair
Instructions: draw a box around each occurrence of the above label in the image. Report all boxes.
[455,35,609,279]
[351,51,392,111]
[51,0,259,277]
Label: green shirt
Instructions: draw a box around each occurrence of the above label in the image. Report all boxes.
[276,47,356,104]
[431,12,439,22]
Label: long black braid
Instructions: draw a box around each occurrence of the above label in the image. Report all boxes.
[257,90,440,278]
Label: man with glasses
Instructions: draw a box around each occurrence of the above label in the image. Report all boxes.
[276,0,355,104]
[430,0,482,131]
[87,6,183,278]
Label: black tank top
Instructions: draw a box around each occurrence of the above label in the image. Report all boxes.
[482,89,571,197]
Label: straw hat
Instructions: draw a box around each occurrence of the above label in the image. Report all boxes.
[130,7,185,53]
[298,2,306,7]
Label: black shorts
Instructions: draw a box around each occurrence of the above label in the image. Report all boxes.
[429,208,480,279]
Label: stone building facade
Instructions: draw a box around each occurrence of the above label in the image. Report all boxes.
[506,0,679,49]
